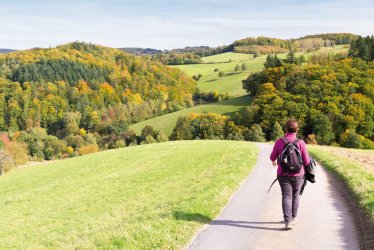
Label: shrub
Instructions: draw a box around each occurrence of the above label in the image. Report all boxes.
[245,124,266,142]
[154,131,169,143]
[270,122,284,141]
[65,135,85,149]
[306,134,318,144]
[5,141,29,165]
[171,113,229,140]
[78,144,99,155]
[140,135,157,145]
[44,136,68,160]
[340,130,363,148]
[0,150,16,174]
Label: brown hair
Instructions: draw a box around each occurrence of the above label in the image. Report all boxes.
[286,119,299,133]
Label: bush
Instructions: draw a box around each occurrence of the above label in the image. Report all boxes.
[270,122,284,141]
[0,150,16,174]
[5,141,29,165]
[171,113,230,140]
[245,124,266,142]
[78,144,99,155]
[306,134,318,144]
[340,130,363,148]
[44,136,67,160]
[154,131,169,142]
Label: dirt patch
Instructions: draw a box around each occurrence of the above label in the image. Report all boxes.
[17,160,58,170]
[319,146,374,171]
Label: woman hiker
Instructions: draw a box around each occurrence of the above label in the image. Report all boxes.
[270,119,310,230]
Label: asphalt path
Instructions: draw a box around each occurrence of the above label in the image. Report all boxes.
[186,143,360,250]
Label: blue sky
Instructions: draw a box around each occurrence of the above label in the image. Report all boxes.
[0,0,373,49]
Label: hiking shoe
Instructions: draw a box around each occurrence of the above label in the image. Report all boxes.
[285,222,293,230]
[292,217,298,225]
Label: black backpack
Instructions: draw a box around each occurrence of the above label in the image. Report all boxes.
[267,138,304,193]
[278,138,303,174]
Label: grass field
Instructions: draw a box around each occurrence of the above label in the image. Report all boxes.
[308,145,374,221]
[129,95,251,135]
[174,52,268,96]
[173,46,349,97]
[0,140,258,249]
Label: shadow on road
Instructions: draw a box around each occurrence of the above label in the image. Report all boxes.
[212,220,285,231]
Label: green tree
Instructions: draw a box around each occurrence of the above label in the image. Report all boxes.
[313,114,334,145]
[270,122,284,141]
[235,64,240,71]
[218,71,224,78]
[245,124,266,142]
[241,63,247,71]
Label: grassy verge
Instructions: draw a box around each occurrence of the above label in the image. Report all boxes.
[129,95,251,135]
[308,145,374,221]
[0,140,258,249]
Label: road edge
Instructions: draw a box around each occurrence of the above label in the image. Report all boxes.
[182,143,262,250]
[317,161,374,250]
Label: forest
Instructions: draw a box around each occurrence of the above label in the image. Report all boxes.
[0,42,196,164]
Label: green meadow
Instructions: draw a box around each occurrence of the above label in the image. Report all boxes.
[174,52,267,96]
[129,95,251,135]
[0,140,258,249]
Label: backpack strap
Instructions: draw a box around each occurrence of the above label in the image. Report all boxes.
[292,138,300,146]
[281,137,289,145]
[267,168,284,193]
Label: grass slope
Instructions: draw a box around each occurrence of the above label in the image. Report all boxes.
[129,95,251,135]
[174,52,267,96]
[0,140,259,249]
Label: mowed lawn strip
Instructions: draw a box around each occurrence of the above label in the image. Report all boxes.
[0,140,259,249]
[308,145,374,221]
[129,95,251,135]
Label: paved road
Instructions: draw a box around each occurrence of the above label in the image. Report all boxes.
[187,143,360,250]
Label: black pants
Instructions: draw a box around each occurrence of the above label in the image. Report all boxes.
[278,175,304,222]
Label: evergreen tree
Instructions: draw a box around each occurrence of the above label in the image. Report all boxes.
[284,50,296,64]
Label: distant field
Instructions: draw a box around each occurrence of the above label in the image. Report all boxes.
[0,140,259,249]
[201,52,253,63]
[174,53,268,96]
[174,46,349,97]
[129,95,251,135]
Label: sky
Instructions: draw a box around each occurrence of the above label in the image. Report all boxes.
[0,0,373,50]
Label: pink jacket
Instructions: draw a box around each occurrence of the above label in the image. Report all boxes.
[270,133,310,176]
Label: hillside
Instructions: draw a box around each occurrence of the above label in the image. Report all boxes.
[129,95,250,135]
[0,140,259,249]
[0,42,196,160]
[174,52,264,96]
[130,45,350,137]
